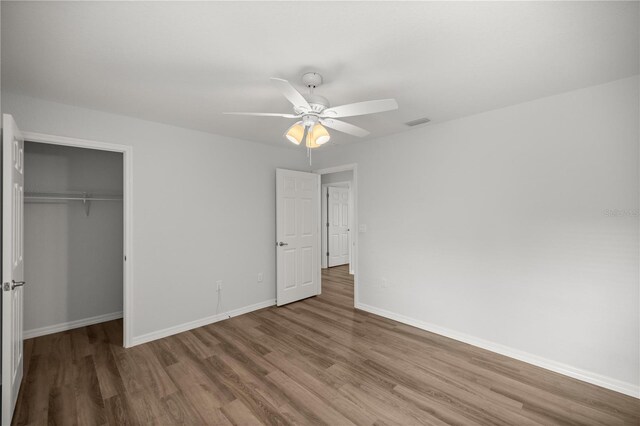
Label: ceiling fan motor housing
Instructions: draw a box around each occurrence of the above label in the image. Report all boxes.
[301,114,319,127]
[302,94,330,114]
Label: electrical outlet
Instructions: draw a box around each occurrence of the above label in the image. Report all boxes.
[257,272,263,283]
[216,280,223,291]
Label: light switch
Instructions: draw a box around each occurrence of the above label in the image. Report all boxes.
[359,224,367,233]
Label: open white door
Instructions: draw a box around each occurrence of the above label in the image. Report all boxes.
[2,114,25,426]
[328,186,350,267]
[276,169,320,306]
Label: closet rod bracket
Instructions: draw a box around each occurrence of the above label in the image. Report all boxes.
[82,192,91,216]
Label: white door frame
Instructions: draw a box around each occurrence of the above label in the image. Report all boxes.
[21,131,134,348]
[321,181,352,270]
[313,164,358,307]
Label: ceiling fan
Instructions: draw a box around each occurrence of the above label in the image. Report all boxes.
[224,72,398,149]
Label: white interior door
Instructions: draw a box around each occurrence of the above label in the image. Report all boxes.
[276,169,320,306]
[2,114,25,426]
[328,186,350,267]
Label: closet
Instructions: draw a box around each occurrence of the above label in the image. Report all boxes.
[23,142,124,338]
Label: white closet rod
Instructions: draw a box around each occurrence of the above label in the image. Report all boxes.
[24,192,122,216]
[24,192,122,202]
[25,196,122,201]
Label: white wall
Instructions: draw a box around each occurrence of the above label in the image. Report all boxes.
[24,142,123,333]
[312,76,640,395]
[321,170,353,185]
[3,91,307,342]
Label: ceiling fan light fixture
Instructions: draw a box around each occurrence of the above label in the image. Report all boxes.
[305,127,321,149]
[285,122,305,145]
[311,124,330,145]
[306,137,321,149]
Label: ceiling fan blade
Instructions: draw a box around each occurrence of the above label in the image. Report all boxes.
[320,119,370,137]
[223,112,297,118]
[321,98,398,118]
[270,78,311,111]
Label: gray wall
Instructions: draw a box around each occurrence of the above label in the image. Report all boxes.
[24,142,123,332]
[3,91,307,340]
[321,170,353,185]
[312,76,640,392]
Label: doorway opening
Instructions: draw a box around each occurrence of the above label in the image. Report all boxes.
[2,120,133,424]
[22,132,133,348]
[314,164,358,307]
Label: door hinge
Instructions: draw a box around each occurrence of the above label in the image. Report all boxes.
[326,252,329,256]
[326,222,329,227]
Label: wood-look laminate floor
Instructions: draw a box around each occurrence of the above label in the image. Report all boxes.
[14,265,640,425]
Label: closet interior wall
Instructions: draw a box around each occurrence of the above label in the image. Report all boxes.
[24,142,123,336]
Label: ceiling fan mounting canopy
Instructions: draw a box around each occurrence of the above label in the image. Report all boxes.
[224,71,399,147]
[302,72,323,88]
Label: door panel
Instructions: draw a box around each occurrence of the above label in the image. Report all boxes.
[328,186,350,267]
[276,169,320,306]
[301,247,313,285]
[3,114,25,426]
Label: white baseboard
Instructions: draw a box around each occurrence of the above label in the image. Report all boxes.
[24,311,123,339]
[131,299,276,347]
[356,302,639,399]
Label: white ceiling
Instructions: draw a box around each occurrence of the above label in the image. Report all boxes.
[2,1,638,148]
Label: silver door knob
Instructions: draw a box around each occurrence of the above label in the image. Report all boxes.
[12,280,25,289]
[278,242,288,246]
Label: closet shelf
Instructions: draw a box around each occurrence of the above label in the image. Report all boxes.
[25,191,122,201]
[24,192,122,216]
